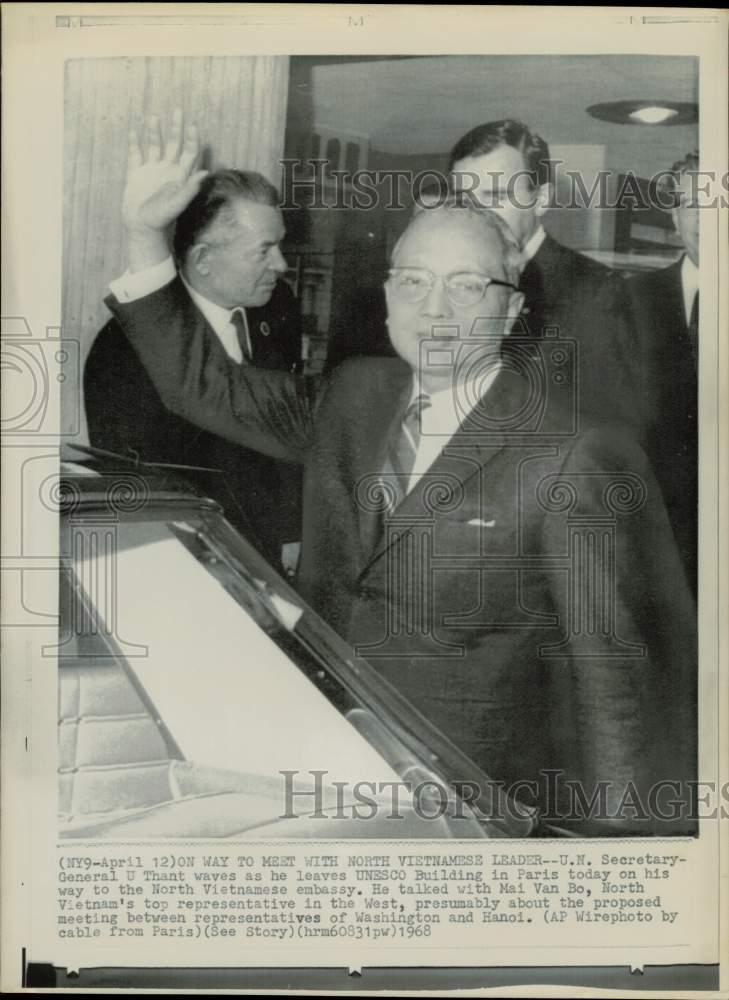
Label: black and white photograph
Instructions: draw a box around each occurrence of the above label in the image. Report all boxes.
[59,50,702,840]
[2,4,726,995]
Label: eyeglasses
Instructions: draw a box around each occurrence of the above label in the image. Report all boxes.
[387,267,519,307]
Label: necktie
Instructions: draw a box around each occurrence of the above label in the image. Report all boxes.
[688,292,698,369]
[519,259,545,338]
[230,309,253,364]
[382,393,431,512]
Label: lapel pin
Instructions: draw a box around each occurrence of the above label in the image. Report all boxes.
[260,321,271,337]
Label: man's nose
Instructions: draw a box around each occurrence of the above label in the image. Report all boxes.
[419,277,452,318]
[269,246,288,273]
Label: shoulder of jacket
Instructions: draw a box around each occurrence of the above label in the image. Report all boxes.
[562,419,649,471]
[86,315,136,358]
[542,235,609,283]
[326,355,408,387]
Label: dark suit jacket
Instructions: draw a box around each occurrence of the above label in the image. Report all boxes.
[519,233,609,337]
[85,278,303,565]
[107,281,697,835]
[521,242,698,590]
[621,258,697,592]
[519,234,641,431]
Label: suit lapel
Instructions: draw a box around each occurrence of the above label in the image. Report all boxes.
[360,369,526,575]
[348,363,412,563]
[662,257,698,397]
[520,235,566,336]
[664,258,693,361]
[659,258,689,335]
[179,282,240,368]
[646,259,694,387]
[519,256,546,338]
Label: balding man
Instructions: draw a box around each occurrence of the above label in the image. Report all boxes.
[106,114,696,835]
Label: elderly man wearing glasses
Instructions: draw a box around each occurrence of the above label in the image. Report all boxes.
[105,113,696,836]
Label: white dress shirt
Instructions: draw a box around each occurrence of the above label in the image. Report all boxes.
[680,254,699,326]
[405,363,502,495]
[109,256,250,364]
[521,224,547,265]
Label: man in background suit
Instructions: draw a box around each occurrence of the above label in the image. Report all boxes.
[449,119,613,341]
[104,113,696,834]
[84,162,303,567]
[449,119,636,432]
[622,152,700,593]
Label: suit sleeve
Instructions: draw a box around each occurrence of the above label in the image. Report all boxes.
[84,323,136,455]
[540,427,697,835]
[105,280,320,465]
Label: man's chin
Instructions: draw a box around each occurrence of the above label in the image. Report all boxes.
[251,283,277,306]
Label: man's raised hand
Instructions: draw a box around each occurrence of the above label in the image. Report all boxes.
[123,109,208,234]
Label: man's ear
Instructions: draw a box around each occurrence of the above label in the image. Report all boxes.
[188,242,211,277]
[534,182,552,218]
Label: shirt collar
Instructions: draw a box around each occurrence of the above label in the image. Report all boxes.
[521,224,547,265]
[409,359,502,417]
[180,272,241,338]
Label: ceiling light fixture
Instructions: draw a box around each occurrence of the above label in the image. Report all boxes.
[587,100,697,125]
[629,106,679,124]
